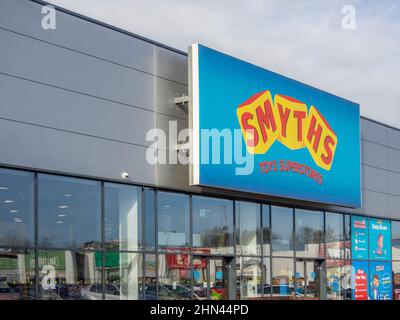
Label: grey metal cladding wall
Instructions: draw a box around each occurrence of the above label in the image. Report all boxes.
[0,0,155,73]
[0,0,188,186]
[361,118,400,219]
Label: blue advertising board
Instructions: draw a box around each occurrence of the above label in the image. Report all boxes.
[369,261,393,300]
[351,216,369,259]
[369,219,391,260]
[189,44,361,207]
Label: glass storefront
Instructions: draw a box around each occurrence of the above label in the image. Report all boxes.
[38,174,101,249]
[0,248,35,300]
[157,192,190,252]
[192,196,234,255]
[104,183,142,251]
[0,169,34,248]
[38,250,102,300]
[271,206,294,257]
[236,201,261,256]
[0,167,400,300]
[295,209,324,259]
[272,258,294,298]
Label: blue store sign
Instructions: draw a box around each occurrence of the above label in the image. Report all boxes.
[189,44,361,207]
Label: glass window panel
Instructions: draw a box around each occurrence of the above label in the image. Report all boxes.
[344,214,351,259]
[38,174,101,249]
[342,260,353,300]
[393,261,400,300]
[271,206,293,257]
[325,212,344,259]
[271,258,294,298]
[104,252,142,300]
[295,209,324,258]
[236,257,262,300]
[392,221,400,260]
[209,257,230,300]
[144,189,156,251]
[262,257,271,298]
[326,260,345,300]
[157,192,189,252]
[304,260,320,299]
[104,183,142,251]
[37,250,102,300]
[158,253,191,300]
[0,169,34,248]
[144,254,156,300]
[192,196,233,255]
[0,248,35,300]
[236,201,261,255]
[262,205,271,256]
[192,256,208,299]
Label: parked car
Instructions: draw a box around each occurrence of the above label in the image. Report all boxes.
[0,277,20,300]
[144,283,205,300]
[81,284,121,300]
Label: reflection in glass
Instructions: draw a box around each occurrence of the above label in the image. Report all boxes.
[393,261,400,300]
[325,212,344,259]
[236,201,261,255]
[144,189,156,251]
[104,183,142,251]
[38,250,102,300]
[326,260,345,300]
[157,192,190,251]
[192,256,208,299]
[158,253,191,300]
[262,205,271,256]
[262,258,271,298]
[0,248,35,300]
[192,196,233,255]
[271,258,294,297]
[208,258,229,300]
[342,261,353,300]
[104,252,142,300]
[0,169,34,248]
[304,260,320,299]
[392,221,400,260]
[271,206,293,256]
[344,215,351,259]
[144,254,156,300]
[237,257,262,300]
[38,175,101,249]
[295,209,324,258]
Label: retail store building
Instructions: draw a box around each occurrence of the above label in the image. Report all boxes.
[0,0,400,300]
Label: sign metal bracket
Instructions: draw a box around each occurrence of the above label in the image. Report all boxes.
[173,95,189,111]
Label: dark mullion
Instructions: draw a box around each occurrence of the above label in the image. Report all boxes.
[34,173,39,300]
[155,189,159,300]
[260,204,263,299]
[189,195,193,300]
[269,205,273,299]
[101,181,105,300]
[293,207,297,298]
[141,187,145,300]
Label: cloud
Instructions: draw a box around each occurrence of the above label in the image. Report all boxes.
[48,0,400,128]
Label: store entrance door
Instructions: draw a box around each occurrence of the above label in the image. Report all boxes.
[295,259,326,300]
[192,256,234,300]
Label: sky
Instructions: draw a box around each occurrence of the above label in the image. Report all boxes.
[47,0,400,128]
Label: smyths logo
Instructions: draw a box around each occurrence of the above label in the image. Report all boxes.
[236,90,338,170]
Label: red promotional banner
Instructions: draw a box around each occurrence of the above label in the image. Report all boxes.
[354,263,368,300]
[166,254,191,269]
